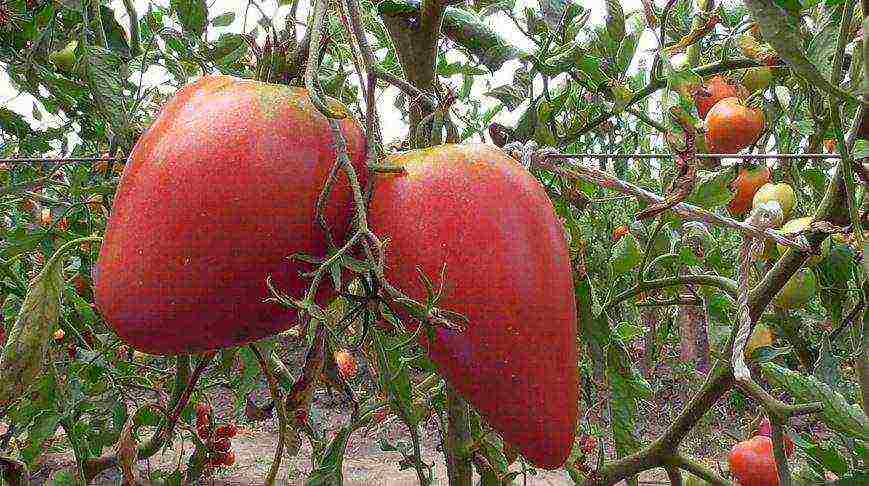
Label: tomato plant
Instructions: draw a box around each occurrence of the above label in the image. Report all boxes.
[1,0,867,485]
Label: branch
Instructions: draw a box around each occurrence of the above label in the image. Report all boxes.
[530,154,811,252]
[559,58,763,142]
[250,344,290,486]
[121,0,141,57]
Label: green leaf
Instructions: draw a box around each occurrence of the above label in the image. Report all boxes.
[801,168,828,195]
[171,0,208,37]
[575,272,609,369]
[614,322,644,342]
[687,168,736,209]
[207,33,249,66]
[66,287,98,324]
[853,139,869,159]
[607,344,644,458]
[211,12,236,27]
[484,85,526,111]
[307,427,351,485]
[604,0,626,42]
[21,411,61,466]
[610,233,642,275]
[82,45,131,147]
[761,363,869,441]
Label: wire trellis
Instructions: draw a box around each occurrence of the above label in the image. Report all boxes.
[0,153,843,164]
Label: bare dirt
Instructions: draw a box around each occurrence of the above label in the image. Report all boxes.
[7,343,764,485]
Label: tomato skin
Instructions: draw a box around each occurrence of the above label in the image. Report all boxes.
[694,76,740,119]
[729,436,780,486]
[612,225,630,242]
[95,76,367,355]
[705,97,764,154]
[728,166,771,217]
[368,144,579,469]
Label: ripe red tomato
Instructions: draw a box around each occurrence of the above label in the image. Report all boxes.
[214,423,238,439]
[334,349,358,379]
[729,436,780,486]
[95,75,366,355]
[612,225,630,242]
[728,166,771,217]
[694,76,740,118]
[705,98,764,154]
[368,144,579,469]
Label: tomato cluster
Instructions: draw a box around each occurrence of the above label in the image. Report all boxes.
[693,76,764,155]
[94,76,581,469]
[195,404,238,470]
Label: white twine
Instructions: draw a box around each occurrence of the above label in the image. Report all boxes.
[732,201,784,383]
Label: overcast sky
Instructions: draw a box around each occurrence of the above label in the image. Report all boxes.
[1,0,653,150]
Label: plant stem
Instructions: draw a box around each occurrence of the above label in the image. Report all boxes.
[251,344,290,486]
[444,388,473,486]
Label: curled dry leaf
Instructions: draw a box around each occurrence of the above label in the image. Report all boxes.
[0,252,64,409]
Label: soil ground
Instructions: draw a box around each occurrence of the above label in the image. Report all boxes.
[3,342,786,485]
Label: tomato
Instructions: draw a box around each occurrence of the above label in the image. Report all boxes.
[705,98,764,154]
[49,40,77,72]
[729,436,780,486]
[694,76,740,118]
[773,268,817,310]
[752,183,796,220]
[777,217,830,266]
[745,323,773,357]
[95,75,367,355]
[742,67,773,93]
[52,328,65,342]
[334,349,358,379]
[368,144,578,469]
[756,418,795,457]
[728,166,771,217]
[824,139,837,153]
[612,225,630,242]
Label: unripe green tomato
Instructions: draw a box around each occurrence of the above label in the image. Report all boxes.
[610,233,642,275]
[752,182,796,220]
[49,40,78,72]
[773,268,817,310]
[776,217,831,266]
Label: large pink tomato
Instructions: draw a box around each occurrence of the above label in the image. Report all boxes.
[368,144,579,469]
[95,75,366,355]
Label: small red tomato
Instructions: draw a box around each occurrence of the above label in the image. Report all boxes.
[212,438,231,453]
[40,208,52,227]
[222,451,236,466]
[57,218,70,232]
[334,349,358,379]
[197,424,211,439]
[612,225,630,242]
[214,424,238,439]
[53,328,65,342]
[67,343,78,360]
[196,413,211,428]
[729,436,780,486]
[196,403,213,418]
